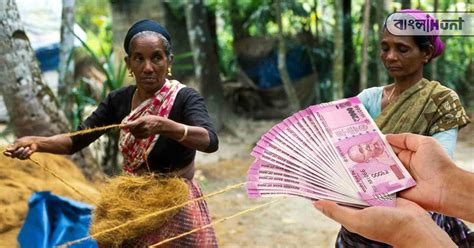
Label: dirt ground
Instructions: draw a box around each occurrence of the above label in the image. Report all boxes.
[195,118,474,247]
[0,116,472,247]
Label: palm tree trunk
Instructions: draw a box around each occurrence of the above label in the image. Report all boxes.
[185,0,224,130]
[333,0,345,99]
[360,0,371,91]
[430,0,439,80]
[376,0,388,85]
[0,0,70,137]
[401,0,411,9]
[58,0,75,123]
[275,0,300,112]
[0,0,100,180]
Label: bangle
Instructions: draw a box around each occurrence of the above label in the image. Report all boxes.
[177,124,188,142]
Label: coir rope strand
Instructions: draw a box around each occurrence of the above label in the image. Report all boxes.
[4,124,124,204]
[28,156,98,205]
[27,124,124,204]
[64,124,124,137]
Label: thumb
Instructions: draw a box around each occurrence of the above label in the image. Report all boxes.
[314,200,358,225]
[5,139,29,152]
[5,143,18,152]
[121,119,138,129]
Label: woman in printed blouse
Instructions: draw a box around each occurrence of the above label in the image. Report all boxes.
[335,9,471,248]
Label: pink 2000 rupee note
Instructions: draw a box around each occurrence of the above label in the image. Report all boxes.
[247,159,368,206]
[309,97,416,206]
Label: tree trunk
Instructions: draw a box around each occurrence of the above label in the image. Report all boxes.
[228,0,249,41]
[0,0,100,179]
[206,5,219,61]
[416,0,422,8]
[102,131,121,176]
[312,0,321,103]
[0,0,68,137]
[58,0,75,123]
[401,0,411,9]
[376,0,388,85]
[343,0,357,94]
[275,0,300,112]
[110,0,192,82]
[313,0,319,45]
[185,0,223,130]
[333,0,344,99]
[360,0,371,91]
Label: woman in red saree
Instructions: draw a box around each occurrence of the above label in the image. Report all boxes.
[5,19,219,247]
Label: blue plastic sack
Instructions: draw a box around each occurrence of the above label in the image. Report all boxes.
[239,45,313,89]
[17,191,97,248]
[35,44,60,72]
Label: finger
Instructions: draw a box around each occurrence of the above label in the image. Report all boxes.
[121,120,138,129]
[121,122,131,129]
[13,147,25,158]
[391,146,402,154]
[20,147,30,159]
[5,144,18,152]
[3,150,13,157]
[386,133,410,149]
[395,197,416,207]
[386,133,423,152]
[27,146,36,157]
[398,188,435,211]
[398,188,421,202]
[314,200,358,227]
[395,197,427,213]
[394,150,413,170]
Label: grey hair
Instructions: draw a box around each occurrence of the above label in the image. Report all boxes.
[128,31,173,61]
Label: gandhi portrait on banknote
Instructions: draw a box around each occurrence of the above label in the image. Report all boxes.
[347,137,391,164]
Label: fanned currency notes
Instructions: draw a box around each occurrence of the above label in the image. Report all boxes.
[246,97,416,207]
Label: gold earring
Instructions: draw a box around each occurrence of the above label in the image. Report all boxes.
[167,67,172,76]
[129,71,134,78]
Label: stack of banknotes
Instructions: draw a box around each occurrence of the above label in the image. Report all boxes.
[246,97,416,207]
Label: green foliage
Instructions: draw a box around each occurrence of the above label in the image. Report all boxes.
[433,36,473,107]
[76,0,113,57]
[71,78,100,129]
[71,28,126,127]
[75,0,111,43]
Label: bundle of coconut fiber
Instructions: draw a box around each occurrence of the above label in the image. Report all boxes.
[90,175,189,246]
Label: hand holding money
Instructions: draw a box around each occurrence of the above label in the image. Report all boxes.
[313,133,474,247]
[387,133,474,222]
[314,198,456,248]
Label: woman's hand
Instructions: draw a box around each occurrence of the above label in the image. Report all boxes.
[314,198,456,247]
[4,136,40,159]
[122,116,165,139]
[122,116,213,152]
